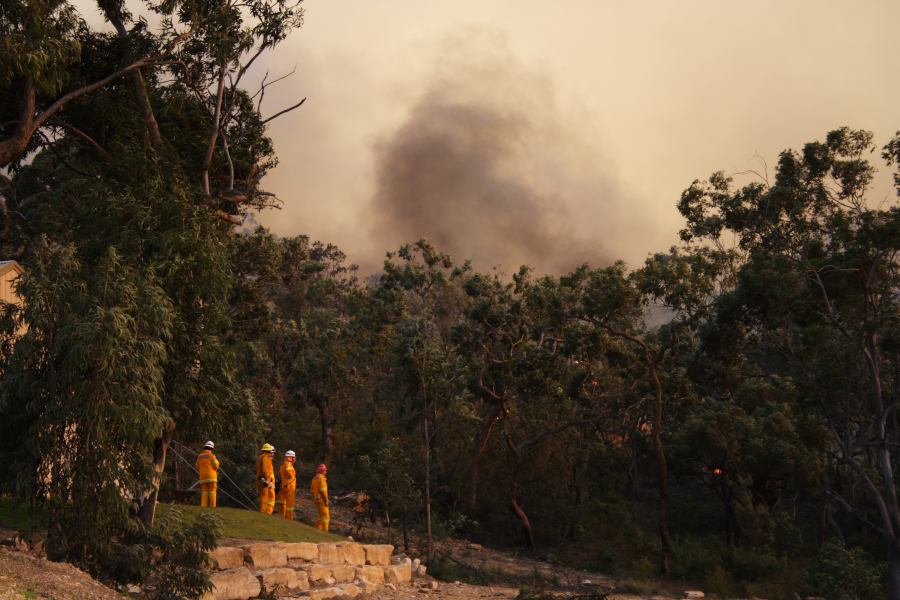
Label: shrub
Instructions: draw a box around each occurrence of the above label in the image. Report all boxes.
[143,508,222,600]
[805,540,883,600]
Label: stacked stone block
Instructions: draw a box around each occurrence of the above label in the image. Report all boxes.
[203,541,411,600]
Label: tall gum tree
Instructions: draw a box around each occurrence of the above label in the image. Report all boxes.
[679,128,900,598]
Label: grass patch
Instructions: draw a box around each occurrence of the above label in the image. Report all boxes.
[157,503,344,543]
[0,497,342,544]
[0,496,46,533]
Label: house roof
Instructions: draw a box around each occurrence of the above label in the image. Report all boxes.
[0,260,23,278]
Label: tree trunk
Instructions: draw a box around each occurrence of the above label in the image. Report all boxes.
[0,80,36,169]
[510,478,536,550]
[137,427,173,528]
[424,411,433,559]
[102,6,162,150]
[722,483,735,548]
[316,400,334,462]
[402,516,410,553]
[468,403,504,509]
[649,363,673,574]
[889,540,900,600]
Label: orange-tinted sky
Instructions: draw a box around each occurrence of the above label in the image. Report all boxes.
[79,1,900,274]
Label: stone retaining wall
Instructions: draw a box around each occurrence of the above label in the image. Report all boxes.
[204,541,412,600]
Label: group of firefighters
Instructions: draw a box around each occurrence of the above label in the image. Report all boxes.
[195,441,330,532]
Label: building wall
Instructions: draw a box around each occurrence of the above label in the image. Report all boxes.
[0,266,21,305]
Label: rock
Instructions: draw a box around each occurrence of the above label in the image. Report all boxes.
[305,585,360,600]
[243,542,288,569]
[257,567,301,593]
[453,581,461,586]
[418,588,431,594]
[283,542,320,562]
[337,542,366,566]
[202,567,262,600]
[415,565,427,577]
[466,543,483,551]
[684,593,705,600]
[336,584,361,598]
[302,564,333,582]
[581,579,592,585]
[294,570,311,591]
[318,543,340,564]
[412,558,421,571]
[324,577,336,586]
[386,583,397,591]
[306,588,340,600]
[363,544,394,566]
[383,561,412,585]
[331,564,357,584]
[0,528,19,547]
[391,553,408,565]
[356,565,386,586]
[209,547,244,570]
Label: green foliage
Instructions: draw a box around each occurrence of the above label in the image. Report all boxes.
[0,0,83,94]
[357,437,421,529]
[805,541,883,600]
[144,507,221,600]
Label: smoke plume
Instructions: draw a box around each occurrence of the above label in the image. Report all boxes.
[367,30,637,275]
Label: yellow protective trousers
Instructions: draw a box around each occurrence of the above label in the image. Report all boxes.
[281,484,296,519]
[314,501,330,531]
[258,485,276,514]
[200,482,217,508]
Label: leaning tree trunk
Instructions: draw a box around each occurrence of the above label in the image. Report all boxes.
[468,403,504,509]
[137,427,173,528]
[510,474,536,550]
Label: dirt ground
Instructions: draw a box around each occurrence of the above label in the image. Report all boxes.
[0,546,124,600]
[368,581,519,600]
[0,504,687,600]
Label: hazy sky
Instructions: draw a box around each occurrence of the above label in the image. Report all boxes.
[79,1,900,274]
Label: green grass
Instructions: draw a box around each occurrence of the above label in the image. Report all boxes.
[0,497,342,544]
[157,503,344,543]
[0,497,46,533]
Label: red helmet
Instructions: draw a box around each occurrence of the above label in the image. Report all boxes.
[316,463,327,474]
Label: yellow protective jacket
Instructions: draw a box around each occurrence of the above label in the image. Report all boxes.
[196,449,220,484]
[310,473,328,505]
[256,453,275,486]
[280,461,296,490]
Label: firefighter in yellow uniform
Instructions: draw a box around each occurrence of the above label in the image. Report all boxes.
[280,450,297,519]
[256,443,276,514]
[196,441,219,508]
[311,463,329,531]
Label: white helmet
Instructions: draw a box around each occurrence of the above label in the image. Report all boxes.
[285,450,296,458]
[203,441,215,449]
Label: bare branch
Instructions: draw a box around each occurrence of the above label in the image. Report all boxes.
[261,97,306,125]
[221,130,235,190]
[215,210,242,225]
[50,120,110,158]
[201,62,228,197]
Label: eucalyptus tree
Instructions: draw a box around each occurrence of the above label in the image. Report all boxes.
[571,247,728,573]
[0,0,307,583]
[374,240,470,558]
[679,128,900,598]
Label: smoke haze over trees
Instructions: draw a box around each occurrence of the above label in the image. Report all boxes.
[368,33,631,274]
[1,2,900,599]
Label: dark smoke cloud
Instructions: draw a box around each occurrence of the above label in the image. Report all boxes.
[367,30,635,275]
